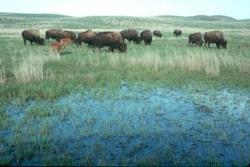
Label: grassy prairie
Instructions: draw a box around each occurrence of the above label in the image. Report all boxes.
[0,13,250,166]
[0,28,250,102]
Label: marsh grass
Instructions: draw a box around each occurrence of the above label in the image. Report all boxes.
[0,60,6,83]
[11,49,60,83]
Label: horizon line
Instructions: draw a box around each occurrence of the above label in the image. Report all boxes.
[1,11,250,20]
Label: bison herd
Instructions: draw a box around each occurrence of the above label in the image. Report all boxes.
[21,28,228,53]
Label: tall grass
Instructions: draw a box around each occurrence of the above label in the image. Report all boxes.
[0,59,6,83]
[106,49,249,77]
[11,49,60,83]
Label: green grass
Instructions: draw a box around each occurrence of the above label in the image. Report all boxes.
[0,13,250,103]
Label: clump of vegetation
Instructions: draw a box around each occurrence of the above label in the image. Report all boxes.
[0,60,6,84]
[11,51,60,83]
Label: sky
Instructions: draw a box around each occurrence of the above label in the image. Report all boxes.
[0,0,249,19]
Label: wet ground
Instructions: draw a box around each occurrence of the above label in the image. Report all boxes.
[1,84,250,166]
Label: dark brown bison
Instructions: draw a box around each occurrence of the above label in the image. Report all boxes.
[93,32,127,52]
[76,30,96,46]
[120,29,140,44]
[140,30,152,45]
[21,29,44,45]
[188,32,203,47]
[204,31,227,49]
[153,30,163,38]
[57,31,77,43]
[45,29,62,41]
[173,29,182,37]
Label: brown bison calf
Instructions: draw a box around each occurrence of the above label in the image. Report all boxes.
[76,30,96,46]
[153,30,163,38]
[173,29,182,37]
[188,32,203,47]
[50,38,72,53]
[204,31,227,49]
[45,29,62,41]
[93,32,127,52]
[50,42,63,53]
[120,29,140,44]
[22,29,44,45]
[140,30,152,45]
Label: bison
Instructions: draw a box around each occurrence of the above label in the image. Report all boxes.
[140,30,152,45]
[21,29,44,45]
[173,29,182,37]
[57,31,77,43]
[204,31,227,49]
[45,29,62,41]
[50,42,63,53]
[93,32,127,52]
[76,30,96,46]
[153,30,163,38]
[120,29,140,44]
[188,32,203,47]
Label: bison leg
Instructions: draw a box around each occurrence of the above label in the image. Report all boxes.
[88,43,92,47]
[146,41,152,45]
[208,42,210,48]
[205,41,208,48]
[109,47,114,52]
[23,39,27,45]
[216,43,220,49]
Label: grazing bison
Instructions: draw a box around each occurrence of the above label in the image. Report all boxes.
[173,29,182,37]
[93,32,127,52]
[21,29,44,45]
[153,30,163,38]
[57,31,77,43]
[76,30,96,46]
[140,30,153,45]
[188,32,203,47]
[204,31,227,49]
[45,29,62,41]
[120,29,140,44]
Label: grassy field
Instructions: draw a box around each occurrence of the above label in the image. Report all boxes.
[0,13,249,102]
[0,13,250,166]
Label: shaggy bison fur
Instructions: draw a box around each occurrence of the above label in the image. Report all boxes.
[188,32,203,47]
[93,32,127,52]
[22,29,44,45]
[120,29,140,44]
[204,31,227,49]
[140,30,153,45]
[77,30,96,46]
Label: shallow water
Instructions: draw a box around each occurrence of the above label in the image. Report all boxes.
[1,84,250,166]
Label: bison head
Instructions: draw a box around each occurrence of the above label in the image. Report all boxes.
[36,38,45,45]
